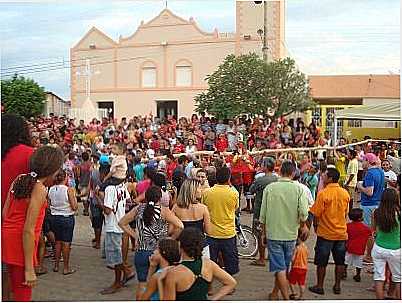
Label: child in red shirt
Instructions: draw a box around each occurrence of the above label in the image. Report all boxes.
[289,231,308,300]
[344,208,372,282]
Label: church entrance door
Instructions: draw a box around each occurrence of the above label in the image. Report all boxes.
[156,100,178,119]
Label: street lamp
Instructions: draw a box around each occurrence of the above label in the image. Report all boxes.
[254,1,268,62]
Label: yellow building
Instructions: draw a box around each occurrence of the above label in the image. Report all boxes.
[70,1,285,119]
[308,74,400,140]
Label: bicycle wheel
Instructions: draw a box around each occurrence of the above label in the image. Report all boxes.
[237,225,258,257]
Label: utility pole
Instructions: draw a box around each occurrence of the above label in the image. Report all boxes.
[255,1,269,62]
[262,0,268,62]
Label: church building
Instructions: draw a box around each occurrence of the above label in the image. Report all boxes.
[70,1,285,119]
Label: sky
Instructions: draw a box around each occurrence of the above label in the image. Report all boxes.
[0,0,400,100]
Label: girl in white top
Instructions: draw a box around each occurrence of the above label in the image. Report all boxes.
[185,139,197,155]
[48,170,78,275]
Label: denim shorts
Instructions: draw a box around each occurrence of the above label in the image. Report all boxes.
[361,205,378,227]
[314,236,346,266]
[105,232,123,267]
[267,239,296,273]
[207,236,239,275]
[50,215,75,242]
[134,250,154,282]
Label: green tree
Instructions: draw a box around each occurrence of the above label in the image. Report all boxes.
[195,54,315,119]
[1,75,46,118]
[265,57,315,119]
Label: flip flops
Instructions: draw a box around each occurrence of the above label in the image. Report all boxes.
[63,269,76,276]
[309,286,325,295]
[333,286,341,295]
[100,287,121,295]
[250,260,265,267]
[122,273,136,286]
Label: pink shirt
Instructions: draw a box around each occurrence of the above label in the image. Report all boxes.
[136,179,151,195]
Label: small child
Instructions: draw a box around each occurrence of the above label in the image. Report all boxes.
[344,208,372,282]
[103,143,127,184]
[99,143,128,196]
[288,230,308,300]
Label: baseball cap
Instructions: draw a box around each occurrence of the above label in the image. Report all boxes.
[364,153,378,164]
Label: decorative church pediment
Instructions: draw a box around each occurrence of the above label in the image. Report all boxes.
[119,9,216,45]
[72,27,117,50]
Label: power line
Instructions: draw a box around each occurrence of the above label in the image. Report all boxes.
[0,43,236,77]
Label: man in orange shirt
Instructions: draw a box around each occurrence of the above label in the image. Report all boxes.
[308,167,350,296]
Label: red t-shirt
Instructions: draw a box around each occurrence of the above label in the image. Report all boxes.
[1,144,35,209]
[167,162,177,181]
[346,221,372,255]
[216,138,228,153]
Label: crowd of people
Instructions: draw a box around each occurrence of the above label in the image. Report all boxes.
[1,112,401,301]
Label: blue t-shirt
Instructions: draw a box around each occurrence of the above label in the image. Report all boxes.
[361,167,385,207]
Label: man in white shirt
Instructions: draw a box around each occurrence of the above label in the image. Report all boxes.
[101,181,134,295]
[382,159,397,189]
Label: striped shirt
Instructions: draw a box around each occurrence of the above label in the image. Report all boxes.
[136,204,168,251]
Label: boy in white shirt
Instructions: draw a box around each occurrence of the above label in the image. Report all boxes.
[100,180,134,295]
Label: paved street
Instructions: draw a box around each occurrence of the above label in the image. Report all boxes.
[33,204,376,301]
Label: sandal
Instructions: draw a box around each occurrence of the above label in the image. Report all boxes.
[250,260,265,267]
[122,273,136,285]
[36,269,48,276]
[289,294,297,300]
[100,287,121,295]
[63,269,76,276]
[53,267,59,273]
[309,286,325,295]
[333,286,341,295]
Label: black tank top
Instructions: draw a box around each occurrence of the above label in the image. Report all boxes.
[182,219,204,234]
[176,259,210,301]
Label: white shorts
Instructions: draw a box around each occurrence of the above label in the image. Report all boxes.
[202,245,210,259]
[372,243,401,283]
[345,252,363,269]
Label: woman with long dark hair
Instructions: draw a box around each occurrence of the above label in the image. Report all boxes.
[1,114,35,301]
[1,113,34,208]
[161,227,237,301]
[372,188,401,300]
[2,146,64,301]
[118,185,183,300]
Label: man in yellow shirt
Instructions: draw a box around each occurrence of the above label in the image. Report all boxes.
[202,166,239,275]
[308,167,350,296]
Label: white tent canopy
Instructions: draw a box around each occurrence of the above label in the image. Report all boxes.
[333,102,400,144]
[334,102,400,121]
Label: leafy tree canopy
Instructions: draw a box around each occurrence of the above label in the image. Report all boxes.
[195,54,315,120]
[1,75,46,118]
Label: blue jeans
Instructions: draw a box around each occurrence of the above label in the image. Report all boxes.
[361,205,378,226]
[134,250,154,282]
[267,239,296,273]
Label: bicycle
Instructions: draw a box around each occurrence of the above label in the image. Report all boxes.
[236,210,258,258]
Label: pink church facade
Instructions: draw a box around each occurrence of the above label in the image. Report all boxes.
[70,1,285,119]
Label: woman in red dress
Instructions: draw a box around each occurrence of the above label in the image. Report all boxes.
[2,146,64,301]
[1,114,34,301]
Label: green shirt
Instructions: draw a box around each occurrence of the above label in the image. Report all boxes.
[249,174,278,219]
[376,218,400,250]
[259,178,309,241]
